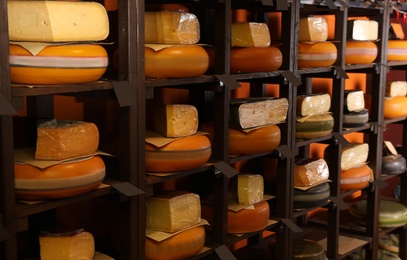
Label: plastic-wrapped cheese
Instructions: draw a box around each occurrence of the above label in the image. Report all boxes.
[293,182,330,209]
[340,143,369,170]
[384,96,407,118]
[146,191,201,233]
[295,112,334,139]
[387,40,407,61]
[344,90,365,113]
[293,158,329,187]
[298,42,337,68]
[386,81,407,98]
[229,97,288,129]
[297,93,331,116]
[152,104,198,138]
[347,20,379,41]
[145,11,200,44]
[298,16,328,42]
[8,1,109,42]
[345,41,378,64]
[231,22,270,47]
[237,174,264,205]
[340,164,372,191]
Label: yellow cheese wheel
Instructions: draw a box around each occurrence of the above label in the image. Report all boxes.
[145,45,209,78]
[298,42,337,68]
[387,40,407,61]
[145,135,211,172]
[10,44,108,85]
[201,201,270,234]
[345,41,378,64]
[15,156,105,200]
[340,164,372,191]
[145,226,205,260]
[384,96,407,119]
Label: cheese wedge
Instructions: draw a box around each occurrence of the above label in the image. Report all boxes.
[152,104,198,137]
[231,22,271,47]
[298,17,328,42]
[237,174,264,205]
[347,20,379,41]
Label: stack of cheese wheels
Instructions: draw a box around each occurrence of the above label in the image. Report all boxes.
[298,16,337,68]
[296,93,334,139]
[14,119,105,200]
[146,104,211,172]
[144,11,209,78]
[345,19,379,64]
[343,89,369,128]
[145,191,206,260]
[8,1,109,85]
[384,81,407,119]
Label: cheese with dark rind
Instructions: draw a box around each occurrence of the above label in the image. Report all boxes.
[297,93,331,116]
[382,154,406,175]
[344,90,365,113]
[384,96,407,118]
[347,20,379,41]
[293,239,327,260]
[345,41,378,64]
[145,134,211,172]
[10,44,108,85]
[229,97,288,129]
[298,42,337,68]
[387,40,407,61]
[293,182,330,209]
[340,164,372,191]
[295,112,334,139]
[145,45,209,78]
[294,158,330,187]
[298,16,328,42]
[231,22,271,47]
[152,104,198,137]
[343,109,369,128]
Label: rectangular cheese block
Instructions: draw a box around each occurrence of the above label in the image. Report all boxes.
[40,230,95,260]
[229,97,288,129]
[145,11,200,44]
[152,104,198,137]
[294,158,330,187]
[8,1,109,42]
[297,93,331,116]
[237,174,264,205]
[35,119,99,160]
[344,90,365,112]
[347,20,379,41]
[341,143,369,170]
[231,22,271,47]
[298,17,328,42]
[386,81,407,98]
[146,191,201,232]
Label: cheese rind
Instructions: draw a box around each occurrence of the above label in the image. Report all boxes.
[8,1,109,42]
[347,20,379,41]
[152,104,198,137]
[295,112,334,139]
[298,42,337,68]
[146,191,201,233]
[386,81,407,98]
[384,96,407,118]
[237,174,264,205]
[340,164,372,191]
[298,17,328,42]
[388,40,407,61]
[297,93,331,116]
[231,22,271,47]
[293,182,330,209]
[294,158,330,187]
[345,41,378,64]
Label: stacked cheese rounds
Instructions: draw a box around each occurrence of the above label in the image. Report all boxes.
[345,19,379,64]
[144,11,209,78]
[8,1,109,85]
[384,81,407,119]
[297,16,337,68]
[146,104,211,172]
[343,89,369,128]
[296,93,334,139]
[14,119,105,200]
[145,191,206,260]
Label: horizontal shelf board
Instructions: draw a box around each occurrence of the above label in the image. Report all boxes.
[345,64,376,72]
[145,165,214,185]
[229,151,274,164]
[145,75,219,88]
[385,116,407,125]
[342,123,372,134]
[388,61,407,68]
[297,67,335,75]
[295,134,333,148]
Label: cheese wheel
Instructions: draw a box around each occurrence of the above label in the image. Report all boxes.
[15,156,105,200]
[145,45,209,78]
[295,112,334,139]
[293,182,330,209]
[145,226,205,260]
[293,239,327,260]
[387,40,407,61]
[340,164,372,191]
[298,42,337,68]
[343,109,369,128]
[10,44,108,85]
[200,201,270,234]
[384,96,407,119]
[345,41,378,64]
[382,154,406,175]
[145,135,211,172]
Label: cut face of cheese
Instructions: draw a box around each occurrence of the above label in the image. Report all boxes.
[344,90,365,112]
[237,174,264,205]
[231,22,271,47]
[8,1,109,42]
[347,20,379,41]
[146,191,201,233]
[386,81,407,98]
[297,93,331,116]
[229,97,288,129]
[294,158,330,187]
[39,229,95,260]
[145,11,200,44]
[340,143,369,170]
[35,120,99,161]
[152,104,198,137]
[298,17,328,42]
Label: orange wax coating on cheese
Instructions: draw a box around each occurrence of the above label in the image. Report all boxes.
[384,96,407,119]
[145,45,209,78]
[340,164,372,191]
[298,42,337,68]
[387,40,407,61]
[345,41,378,64]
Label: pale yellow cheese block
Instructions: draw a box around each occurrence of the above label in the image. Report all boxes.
[152,104,198,137]
[345,90,365,112]
[347,20,379,41]
[8,1,109,42]
[231,22,271,47]
[386,81,407,98]
[297,93,331,116]
[298,17,328,42]
[237,174,264,205]
[341,143,369,170]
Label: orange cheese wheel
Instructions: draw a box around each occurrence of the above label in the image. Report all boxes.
[10,44,108,85]
[145,45,209,78]
[200,201,270,234]
[298,42,337,68]
[340,164,372,191]
[345,41,378,64]
[387,40,407,61]
[145,135,211,172]
[384,96,407,119]
[14,156,105,200]
[145,226,205,260]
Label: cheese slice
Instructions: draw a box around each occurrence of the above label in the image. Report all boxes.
[298,17,328,42]
[8,1,109,42]
[347,20,379,41]
[145,11,200,44]
[340,143,369,170]
[146,191,201,232]
[35,119,99,161]
[344,90,365,112]
[231,22,271,47]
[297,93,331,116]
[237,174,264,205]
[152,104,198,137]
[386,81,407,98]
[294,158,330,187]
[39,229,95,260]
